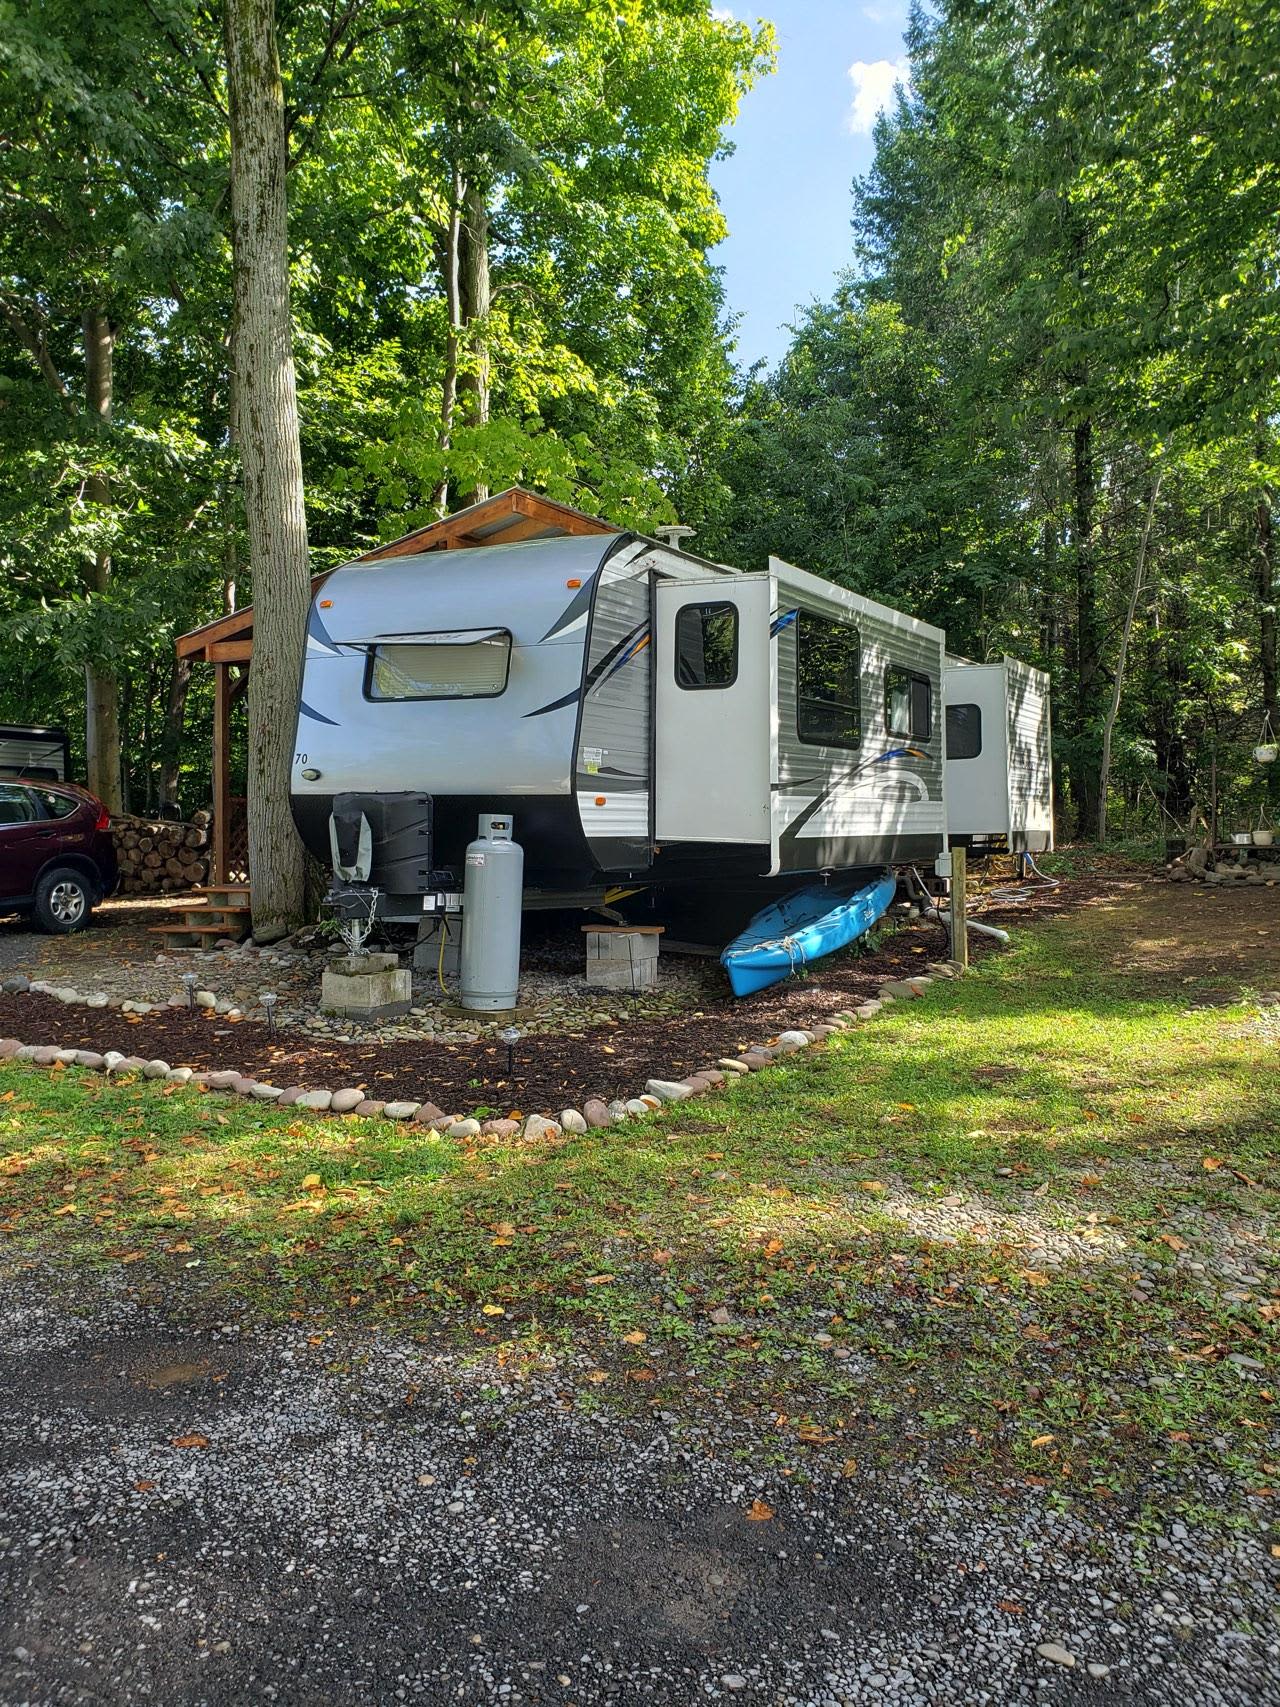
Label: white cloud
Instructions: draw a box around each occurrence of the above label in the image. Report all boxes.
[711,6,735,18]
[861,3,904,20]
[847,56,911,134]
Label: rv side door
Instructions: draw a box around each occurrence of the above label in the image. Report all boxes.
[654,575,771,844]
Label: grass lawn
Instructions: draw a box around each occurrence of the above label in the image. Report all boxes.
[2,884,1277,1519]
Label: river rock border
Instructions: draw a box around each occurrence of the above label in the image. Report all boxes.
[0,961,964,1139]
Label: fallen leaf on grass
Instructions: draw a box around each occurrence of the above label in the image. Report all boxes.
[481,1304,505,1317]
[585,1369,609,1384]
[857,1180,886,1194]
[301,1173,324,1191]
[1030,1434,1055,1448]
[584,1273,614,1286]
[841,1458,858,1478]
[1202,1157,1223,1171]
[52,1204,78,1217]
[119,1251,144,1265]
[171,1433,208,1450]
[621,1330,647,1345]
[795,1424,838,1445]
[134,1479,155,1493]
[1159,1233,1188,1252]
[998,1599,1024,1615]
[167,1241,194,1255]
[745,1498,775,1521]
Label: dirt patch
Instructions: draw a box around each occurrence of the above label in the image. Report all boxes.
[1056,876,1279,988]
[0,908,970,1109]
[6,870,1266,1113]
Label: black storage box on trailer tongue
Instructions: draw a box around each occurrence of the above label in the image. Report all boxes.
[330,793,437,896]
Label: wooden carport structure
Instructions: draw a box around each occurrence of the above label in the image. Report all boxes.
[174,489,616,884]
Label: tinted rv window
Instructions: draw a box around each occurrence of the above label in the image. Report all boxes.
[885,667,933,740]
[797,613,861,749]
[675,601,738,689]
[366,632,511,701]
[945,702,982,760]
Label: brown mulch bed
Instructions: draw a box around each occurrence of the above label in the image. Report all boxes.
[0,876,1112,1113]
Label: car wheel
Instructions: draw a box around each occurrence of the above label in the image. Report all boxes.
[33,867,93,934]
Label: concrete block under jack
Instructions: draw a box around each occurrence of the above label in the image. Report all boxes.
[583,927,661,991]
[321,954,412,1019]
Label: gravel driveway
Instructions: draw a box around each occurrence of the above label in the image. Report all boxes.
[2,1259,1275,1706]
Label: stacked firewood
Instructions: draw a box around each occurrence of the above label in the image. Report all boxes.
[111,810,211,894]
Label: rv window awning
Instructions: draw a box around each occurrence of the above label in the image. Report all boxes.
[346,627,507,647]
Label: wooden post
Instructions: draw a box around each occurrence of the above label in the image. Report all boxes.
[212,661,231,885]
[949,845,969,970]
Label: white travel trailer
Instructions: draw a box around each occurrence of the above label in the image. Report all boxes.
[290,533,947,921]
[0,725,69,782]
[944,656,1054,852]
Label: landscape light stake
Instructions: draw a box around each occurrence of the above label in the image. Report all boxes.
[262,992,277,1034]
[182,972,197,1009]
[499,1025,520,1078]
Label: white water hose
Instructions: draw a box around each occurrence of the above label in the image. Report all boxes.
[907,866,1011,946]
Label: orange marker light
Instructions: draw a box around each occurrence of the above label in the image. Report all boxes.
[319,599,333,608]
[594,796,607,807]
[566,578,582,588]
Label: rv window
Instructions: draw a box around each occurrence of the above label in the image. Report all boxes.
[365,632,511,701]
[797,613,861,749]
[945,702,982,760]
[885,667,933,740]
[674,601,738,689]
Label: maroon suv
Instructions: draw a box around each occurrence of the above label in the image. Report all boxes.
[0,781,119,932]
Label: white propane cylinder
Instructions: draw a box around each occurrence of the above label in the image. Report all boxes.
[460,814,523,1011]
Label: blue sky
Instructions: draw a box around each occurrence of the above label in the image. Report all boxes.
[708,0,911,372]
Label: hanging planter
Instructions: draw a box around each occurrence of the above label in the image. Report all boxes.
[1255,713,1277,765]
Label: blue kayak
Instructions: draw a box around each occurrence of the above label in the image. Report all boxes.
[720,871,898,997]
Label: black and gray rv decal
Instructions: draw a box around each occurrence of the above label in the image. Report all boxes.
[522,618,650,720]
[538,574,599,642]
[299,699,339,726]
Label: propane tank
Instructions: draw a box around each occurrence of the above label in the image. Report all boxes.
[460,813,523,1011]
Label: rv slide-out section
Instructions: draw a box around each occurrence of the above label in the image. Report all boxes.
[944,657,1053,852]
[768,558,946,876]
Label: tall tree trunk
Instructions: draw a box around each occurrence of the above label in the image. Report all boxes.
[1256,478,1276,726]
[1071,416,1100,837]
[458,177,491,501]
[1152,581,1193,825]
[224,0,311,940]
[157,653,192,814]
[431,166,464,518]
[81,308,124,813]
[1098,474,1161,845]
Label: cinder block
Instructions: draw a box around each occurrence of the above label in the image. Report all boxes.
[583,929,661,990]
[321,958,412,1019]
[585,957,659,991]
